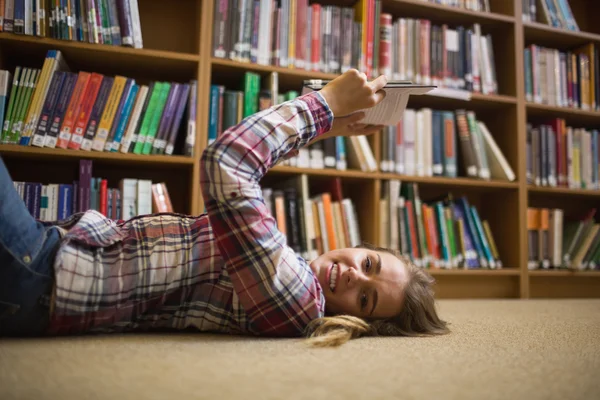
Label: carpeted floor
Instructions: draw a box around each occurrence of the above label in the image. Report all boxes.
[1,299,599,400]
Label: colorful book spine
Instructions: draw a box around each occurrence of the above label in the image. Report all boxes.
[44,71,77,148]
[103,77,134,151]
[141,81,172,154]
[165,82,191,156]
[110,82,138,151]
[80,76,114,151]
[57,71,91,148]
[91,74,126,151]
[133,82,161,154]
[68,72,104,150]
[31,70,66,147]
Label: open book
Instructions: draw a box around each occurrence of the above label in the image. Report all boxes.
[301,80,436,126]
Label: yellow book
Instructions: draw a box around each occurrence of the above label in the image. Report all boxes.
[573,129,581,188]
[22,53,53,145]
[91,75,127,151]
[354,0,368,73]
[27,50,67,146]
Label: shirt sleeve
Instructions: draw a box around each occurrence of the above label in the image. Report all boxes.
[200,91,333,337]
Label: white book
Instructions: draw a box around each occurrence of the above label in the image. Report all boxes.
[301,80,435,126]
[120,178,138,219]
[478,121,516,181]
[137,179,153,216]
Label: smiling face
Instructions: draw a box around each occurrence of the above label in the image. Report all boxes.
[309,247,408,319]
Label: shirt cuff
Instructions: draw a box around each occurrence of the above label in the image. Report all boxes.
[300,91,334,138]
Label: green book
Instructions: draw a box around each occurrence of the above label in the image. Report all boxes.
[1,66,22,143]
[133,82,162,154]
[142,82,171,155]
[7,68,34,144]
[10,69,40,145]
[243,72,260,118]
[445,208,458,268]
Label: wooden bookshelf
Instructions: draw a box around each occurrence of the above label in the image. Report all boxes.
[1,0,599,300]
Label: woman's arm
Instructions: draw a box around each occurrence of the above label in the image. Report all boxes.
[200,70,387,336]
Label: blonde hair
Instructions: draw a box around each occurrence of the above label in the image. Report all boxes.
[304,243,450,347]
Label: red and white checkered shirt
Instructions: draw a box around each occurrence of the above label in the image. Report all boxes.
[46,91,332,337]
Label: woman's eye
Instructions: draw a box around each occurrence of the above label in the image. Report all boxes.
[360,293,368,309]
[365,257,371,273]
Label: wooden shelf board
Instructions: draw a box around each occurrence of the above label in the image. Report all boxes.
[379,172,519,189]
[428,268,521,276]
[523,22,600,48]
[270,166,376,179]
[383,0,514,25]
[0,145,194,167]
[528,186,600,198]
[0,32,200,63]
[529,270,600,277]
[211,57,338,80]
[526,102,600,125]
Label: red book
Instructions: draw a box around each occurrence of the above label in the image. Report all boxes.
[295,0,308,70]
[57,72,91,149]
[378,13,392,77]
[311,4,321,72]
[68,73,104,150]
[99,179,108,216]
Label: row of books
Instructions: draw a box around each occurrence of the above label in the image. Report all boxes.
[380,108,515,181]
[261,175,361,262]
[526,120,600,190]
[0,49,197,156]
[212,0,498,92]
[0,0,144,47]
[521,0,580,32]
[384,19,498,95]
[16,159,174,222]
[208,72,297,144]
[417,0,491,12]
[527,207,599,270]
[524,43,599,112]
[207,71,376,173]
[380,180,501,269]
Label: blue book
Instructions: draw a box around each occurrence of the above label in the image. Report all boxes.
[0,70,12,138]
[208,85,220,144]
[111,83,139,151]
[58,184,73,220]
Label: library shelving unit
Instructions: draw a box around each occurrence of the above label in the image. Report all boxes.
[0,0,598,299]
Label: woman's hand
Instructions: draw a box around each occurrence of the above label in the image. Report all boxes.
[319,69,388,117]
[310,112,384,144]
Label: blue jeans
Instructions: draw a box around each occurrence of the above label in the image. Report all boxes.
[0,155,60,336]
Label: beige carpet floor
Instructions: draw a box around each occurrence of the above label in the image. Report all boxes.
[1,299,599,400]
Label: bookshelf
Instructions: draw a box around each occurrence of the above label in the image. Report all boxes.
[0,0,598,300]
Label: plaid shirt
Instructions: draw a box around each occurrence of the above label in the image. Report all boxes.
[46,91,332,337]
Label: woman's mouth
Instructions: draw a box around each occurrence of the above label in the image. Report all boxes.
[328,263,339,292]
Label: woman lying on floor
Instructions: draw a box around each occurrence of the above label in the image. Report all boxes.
[0,69,449,346]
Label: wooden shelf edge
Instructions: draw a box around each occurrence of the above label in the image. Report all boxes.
[428,268,521,276]
[529,270,600,277]
[528,186,600,197]
[470,93,517,104]
[0,144,195,165]
[526,102,600,118]
[389,0,515,23]
[523,21,600,43]
[0,32,200,63]
[270,166,519,188]
[379,172,519,188]
[270,165,376,179]
[211,58,338,80]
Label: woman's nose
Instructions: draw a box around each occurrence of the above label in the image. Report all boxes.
[346,267,367,289]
